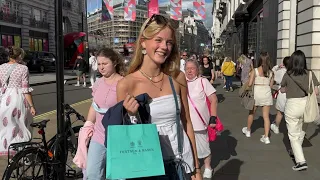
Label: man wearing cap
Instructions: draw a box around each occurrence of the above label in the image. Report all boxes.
[73,54,87,87]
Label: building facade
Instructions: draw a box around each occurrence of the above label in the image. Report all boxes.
[0,0,85,54]
[213,0,320,79]
[212,0,278,65]
[277,0,320,78]
[88,4,170,53]
[88,5,209,55]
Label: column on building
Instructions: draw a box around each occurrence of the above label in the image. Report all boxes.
[276,0,290,65]
[296,0,320,78]
[21,4,30,51]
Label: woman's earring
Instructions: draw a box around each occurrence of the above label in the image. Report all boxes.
[142,48,147,55]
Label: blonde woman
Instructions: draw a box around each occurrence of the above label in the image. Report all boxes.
[117,15,202,179]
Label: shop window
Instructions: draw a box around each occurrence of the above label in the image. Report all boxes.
[1,35,20,48]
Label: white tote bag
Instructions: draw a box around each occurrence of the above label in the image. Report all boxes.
[303,72,319,123]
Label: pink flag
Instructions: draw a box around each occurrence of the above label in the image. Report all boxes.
[193,0,206,20]
[170,0,182,20]
[124,0,136,21]
[148,0,159,18]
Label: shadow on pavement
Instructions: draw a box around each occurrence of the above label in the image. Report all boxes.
[308,124,320,141]
[212,159,244,180]
[210,130,237,169]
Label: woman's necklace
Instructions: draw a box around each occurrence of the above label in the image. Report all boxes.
[139,69,161,82]
[140,70,164,91]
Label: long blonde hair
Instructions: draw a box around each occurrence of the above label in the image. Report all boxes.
[127,15,180,78]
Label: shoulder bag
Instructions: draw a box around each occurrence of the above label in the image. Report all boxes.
[288,72,319,123]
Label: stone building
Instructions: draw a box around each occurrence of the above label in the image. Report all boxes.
[213,0,320,79]
[0,0,85,54]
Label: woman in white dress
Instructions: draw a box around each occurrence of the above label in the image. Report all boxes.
[116,15,202,179]
[0,47,36,155]
[242,52,274,144]
[271,56,290,134]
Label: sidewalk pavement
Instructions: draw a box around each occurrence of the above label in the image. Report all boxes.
[0,101,90,178]
[29,70,85,86]
[212,78,320,179]
[1,78,320,179]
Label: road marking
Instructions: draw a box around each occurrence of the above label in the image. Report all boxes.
[33,98,92,120]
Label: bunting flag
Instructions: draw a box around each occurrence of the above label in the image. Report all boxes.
[102,0,113,21]
[148,0,159,18]
[193,0,206,20]
[170,0,182,20]
[124,0,136,21]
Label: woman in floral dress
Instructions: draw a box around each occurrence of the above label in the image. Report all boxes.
[0,46,36,155]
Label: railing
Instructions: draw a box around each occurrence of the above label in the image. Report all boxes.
[29,18,50,29]
[0,11,22,24]
[63,0,71,10]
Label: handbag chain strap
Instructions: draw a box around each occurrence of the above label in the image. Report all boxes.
[168,76,183,156]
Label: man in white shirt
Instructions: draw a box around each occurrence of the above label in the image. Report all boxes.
[89,50,98,88]
[180,51,188,73]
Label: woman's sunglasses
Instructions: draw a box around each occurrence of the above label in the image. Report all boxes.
[144,14,168,30]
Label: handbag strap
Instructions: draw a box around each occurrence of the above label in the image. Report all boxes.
[187,93,207,126]
[168,76,183,156]
[200,78,211,111]
[2,63,18,86]
[287,72,308,96]
[308,71,314,96]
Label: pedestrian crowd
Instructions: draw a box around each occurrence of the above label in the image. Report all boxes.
[0,14,319,180]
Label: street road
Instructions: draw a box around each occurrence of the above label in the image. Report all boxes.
[31,79,92,115]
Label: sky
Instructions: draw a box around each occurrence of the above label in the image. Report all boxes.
[87,0,213,28]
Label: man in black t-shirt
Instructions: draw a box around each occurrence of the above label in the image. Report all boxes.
[73,54,87,87]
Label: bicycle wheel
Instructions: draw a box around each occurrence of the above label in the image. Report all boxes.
[2,147,48,180]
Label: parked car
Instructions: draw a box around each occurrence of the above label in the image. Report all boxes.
[24,51,56,73]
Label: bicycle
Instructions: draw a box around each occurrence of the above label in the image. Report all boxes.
[2,104,86,180]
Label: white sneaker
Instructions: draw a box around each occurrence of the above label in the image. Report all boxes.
[271,123,279,134]
[64,80,67,84]
[242,127,251,137]
[203,168,213,178]
[223,85,226,89]
[83,83,86,87]
[74,84,80,87]
[260,135,270,144]
[89,86,93,88]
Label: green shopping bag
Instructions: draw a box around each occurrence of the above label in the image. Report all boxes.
[106,124,165,179]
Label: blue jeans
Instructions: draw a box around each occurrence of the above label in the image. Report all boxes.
[225,75,233,91]
[86,141,106,180]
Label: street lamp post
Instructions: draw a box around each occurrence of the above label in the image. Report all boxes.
[55,0,66,179]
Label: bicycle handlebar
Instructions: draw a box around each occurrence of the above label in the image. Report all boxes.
[64,104,86,122]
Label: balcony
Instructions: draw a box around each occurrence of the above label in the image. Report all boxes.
[63,0,72,10]
[29,18,50,29]
[0,11,22,24]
